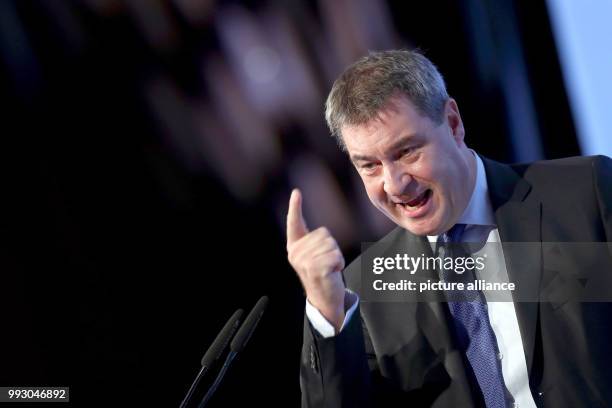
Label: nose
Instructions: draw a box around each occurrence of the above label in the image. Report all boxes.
[382,162,412,197]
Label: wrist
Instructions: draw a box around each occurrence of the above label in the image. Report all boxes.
[308,294,346,333]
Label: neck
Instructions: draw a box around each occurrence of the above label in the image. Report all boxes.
[464,148,478,203]
[453,147,478,226]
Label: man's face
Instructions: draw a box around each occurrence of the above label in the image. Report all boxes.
[342,95,475,236]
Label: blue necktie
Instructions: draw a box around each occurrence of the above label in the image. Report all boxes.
[438,224,508,408]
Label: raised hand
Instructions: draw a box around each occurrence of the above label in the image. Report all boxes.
[286,189,346,332]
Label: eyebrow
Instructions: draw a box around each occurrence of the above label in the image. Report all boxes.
[350,134,418,163]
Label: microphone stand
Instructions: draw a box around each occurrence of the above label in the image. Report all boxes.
[197,351,237,408]
[179,365,207,408]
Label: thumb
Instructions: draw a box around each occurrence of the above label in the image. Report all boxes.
[287,188,309,245]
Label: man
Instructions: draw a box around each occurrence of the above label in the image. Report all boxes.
[286,50,612,407]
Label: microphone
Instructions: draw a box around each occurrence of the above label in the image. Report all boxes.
[230,295,269,353]
[201,309,244,368]
[179,309,244,408]
[197,296,269,408]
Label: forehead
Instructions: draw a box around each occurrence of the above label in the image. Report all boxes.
[341,96,429,154]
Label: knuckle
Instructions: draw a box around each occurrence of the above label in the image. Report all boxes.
[315,226,330,237]
[325,236,338,249]
[306,260,327,279]
[332,248,342,259]
[303,265,316,281]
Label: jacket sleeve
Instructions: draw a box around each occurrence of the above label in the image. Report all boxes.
[300,303,373,408]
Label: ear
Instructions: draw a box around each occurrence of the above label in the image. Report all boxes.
[445,98,465,145]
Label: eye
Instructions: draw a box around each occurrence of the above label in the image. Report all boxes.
[400,147,413,156]
[360,162,380,174]
[396,145,420,161]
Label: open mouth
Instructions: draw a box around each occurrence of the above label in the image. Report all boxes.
[399,189,432,210]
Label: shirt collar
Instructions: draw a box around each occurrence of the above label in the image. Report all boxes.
[457,151,496,227]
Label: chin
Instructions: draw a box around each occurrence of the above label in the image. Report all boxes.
[400,215,445,237]
[406,225,436,237]
[380,206,440,236]
[393,219,430,236]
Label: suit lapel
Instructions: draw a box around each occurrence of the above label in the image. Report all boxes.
[404,230,491,406]
[482,157,542,375]
[395,230,468,374]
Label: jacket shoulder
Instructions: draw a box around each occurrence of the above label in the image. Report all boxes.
[511,154,610,173]
[510,155,611,191]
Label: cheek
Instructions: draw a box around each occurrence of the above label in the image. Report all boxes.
[364,184,382,203]
[362,178,386,203]
[413,155,451,206]
[409,151,439,180]
[422,154,454,189]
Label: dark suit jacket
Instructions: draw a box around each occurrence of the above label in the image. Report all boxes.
[300,155,612,408]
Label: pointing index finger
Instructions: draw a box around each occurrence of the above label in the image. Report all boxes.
[287,188,309,245]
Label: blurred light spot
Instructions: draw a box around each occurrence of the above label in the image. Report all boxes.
[243,46,281,84]
[192,102,264,201]
[288,154,356,247]
[547,0,612,157]
[204,54,282,172]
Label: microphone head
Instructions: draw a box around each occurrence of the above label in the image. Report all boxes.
[201,308,244,368]
[230,296,268,354]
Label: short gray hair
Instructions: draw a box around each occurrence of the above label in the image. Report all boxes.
[325,49,449,150]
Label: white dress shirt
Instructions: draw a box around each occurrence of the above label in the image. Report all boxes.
[306,152,536,408]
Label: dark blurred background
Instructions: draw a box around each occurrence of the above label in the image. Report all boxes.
[0,0,609,406]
